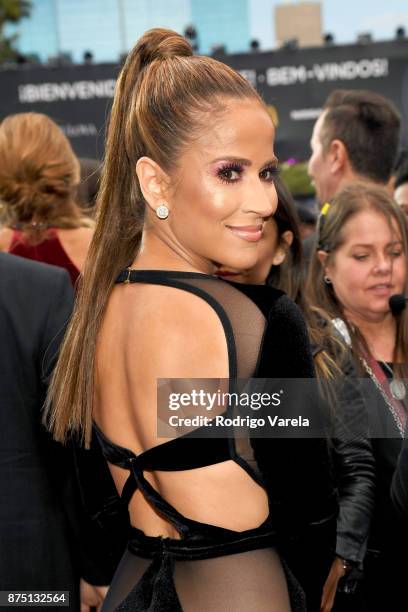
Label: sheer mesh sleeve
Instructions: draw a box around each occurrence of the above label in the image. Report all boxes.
[224,284,337,611]
[97,272,309,611]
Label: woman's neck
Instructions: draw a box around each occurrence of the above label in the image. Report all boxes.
[345,310,397,362]
[133,229,215,274]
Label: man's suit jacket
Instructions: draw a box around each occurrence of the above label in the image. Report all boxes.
[0,253,81,602]
[0,253,127,610]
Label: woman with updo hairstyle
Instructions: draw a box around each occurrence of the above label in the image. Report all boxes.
[307,183,408,611]
[45,29,335,611]
[0,112,93,286]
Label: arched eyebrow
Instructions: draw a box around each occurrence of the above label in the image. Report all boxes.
[210,156,279,167]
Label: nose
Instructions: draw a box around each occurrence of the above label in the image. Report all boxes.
[242,177,278,219]
[373,253,392,274]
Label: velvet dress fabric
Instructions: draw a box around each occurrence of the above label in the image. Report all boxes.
[94,270,336,611]
[9,228,80,287]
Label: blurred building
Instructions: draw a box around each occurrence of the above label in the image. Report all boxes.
[275,2,322,48]
[191,0,249,56]
[5,0,250,63]
[4,0,59,63]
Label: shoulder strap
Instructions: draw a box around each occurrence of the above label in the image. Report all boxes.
[115,269,237,379]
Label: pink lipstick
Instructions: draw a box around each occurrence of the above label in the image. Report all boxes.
[226,224,263,242]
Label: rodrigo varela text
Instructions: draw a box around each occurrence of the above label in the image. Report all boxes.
[168,414,310,429]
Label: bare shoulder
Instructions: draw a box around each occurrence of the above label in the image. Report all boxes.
[0,227,13,251]
[112,282,230,379]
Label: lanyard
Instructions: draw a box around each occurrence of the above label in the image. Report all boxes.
[361,349,407,437]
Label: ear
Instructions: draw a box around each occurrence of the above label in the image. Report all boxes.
[281,230,293,248]
[328,139,348,176]
[271,231,293,265]
[135,157,171,211]
[317,249,331,276]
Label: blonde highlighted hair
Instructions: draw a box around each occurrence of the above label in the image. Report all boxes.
[0,112,92,242]
[44,28,263,446]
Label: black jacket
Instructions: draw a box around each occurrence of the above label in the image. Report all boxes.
[0,254,123,609]
[332,348,406,560]
[310,322,376,568]
[0,254,77,601]
[325,356,376,566]
[391,424,408,519]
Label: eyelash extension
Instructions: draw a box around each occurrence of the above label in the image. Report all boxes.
[217,163,281,184]
[217,163,244,183]
[260,165,280,181]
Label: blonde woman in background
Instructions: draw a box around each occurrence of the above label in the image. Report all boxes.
[0,112,93,287]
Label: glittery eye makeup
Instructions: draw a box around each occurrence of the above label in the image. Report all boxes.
[213,161,280,185]
[216,162,244,183]
[260,165,280,182]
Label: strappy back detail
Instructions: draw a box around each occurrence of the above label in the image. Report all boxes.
[93,269,269,537]
[96,269,307,612]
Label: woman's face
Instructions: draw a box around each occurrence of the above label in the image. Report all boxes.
[166,98,278,272]
[216,217,293,284]
[322,209,407,323]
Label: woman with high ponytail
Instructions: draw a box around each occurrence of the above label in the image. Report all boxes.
[45,28,335,611]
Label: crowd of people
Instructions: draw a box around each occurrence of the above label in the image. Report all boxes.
[1,27,408,612]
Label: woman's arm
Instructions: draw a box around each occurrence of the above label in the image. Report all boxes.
[252,293,338,611]
[320,355,375,612]
[332,376,375,565]
[254,294,337,524]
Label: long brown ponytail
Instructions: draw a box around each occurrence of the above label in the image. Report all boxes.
[44,28,262,446]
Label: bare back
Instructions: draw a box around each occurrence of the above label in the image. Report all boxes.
[93,271,270,538]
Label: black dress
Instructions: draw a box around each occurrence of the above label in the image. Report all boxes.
[94,270,336,612]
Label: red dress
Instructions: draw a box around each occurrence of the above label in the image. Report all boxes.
[9,228,80,287]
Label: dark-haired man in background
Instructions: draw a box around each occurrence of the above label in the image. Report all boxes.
[304,89,401,263]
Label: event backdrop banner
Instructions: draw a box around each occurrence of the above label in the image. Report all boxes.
[1,40,407,161]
